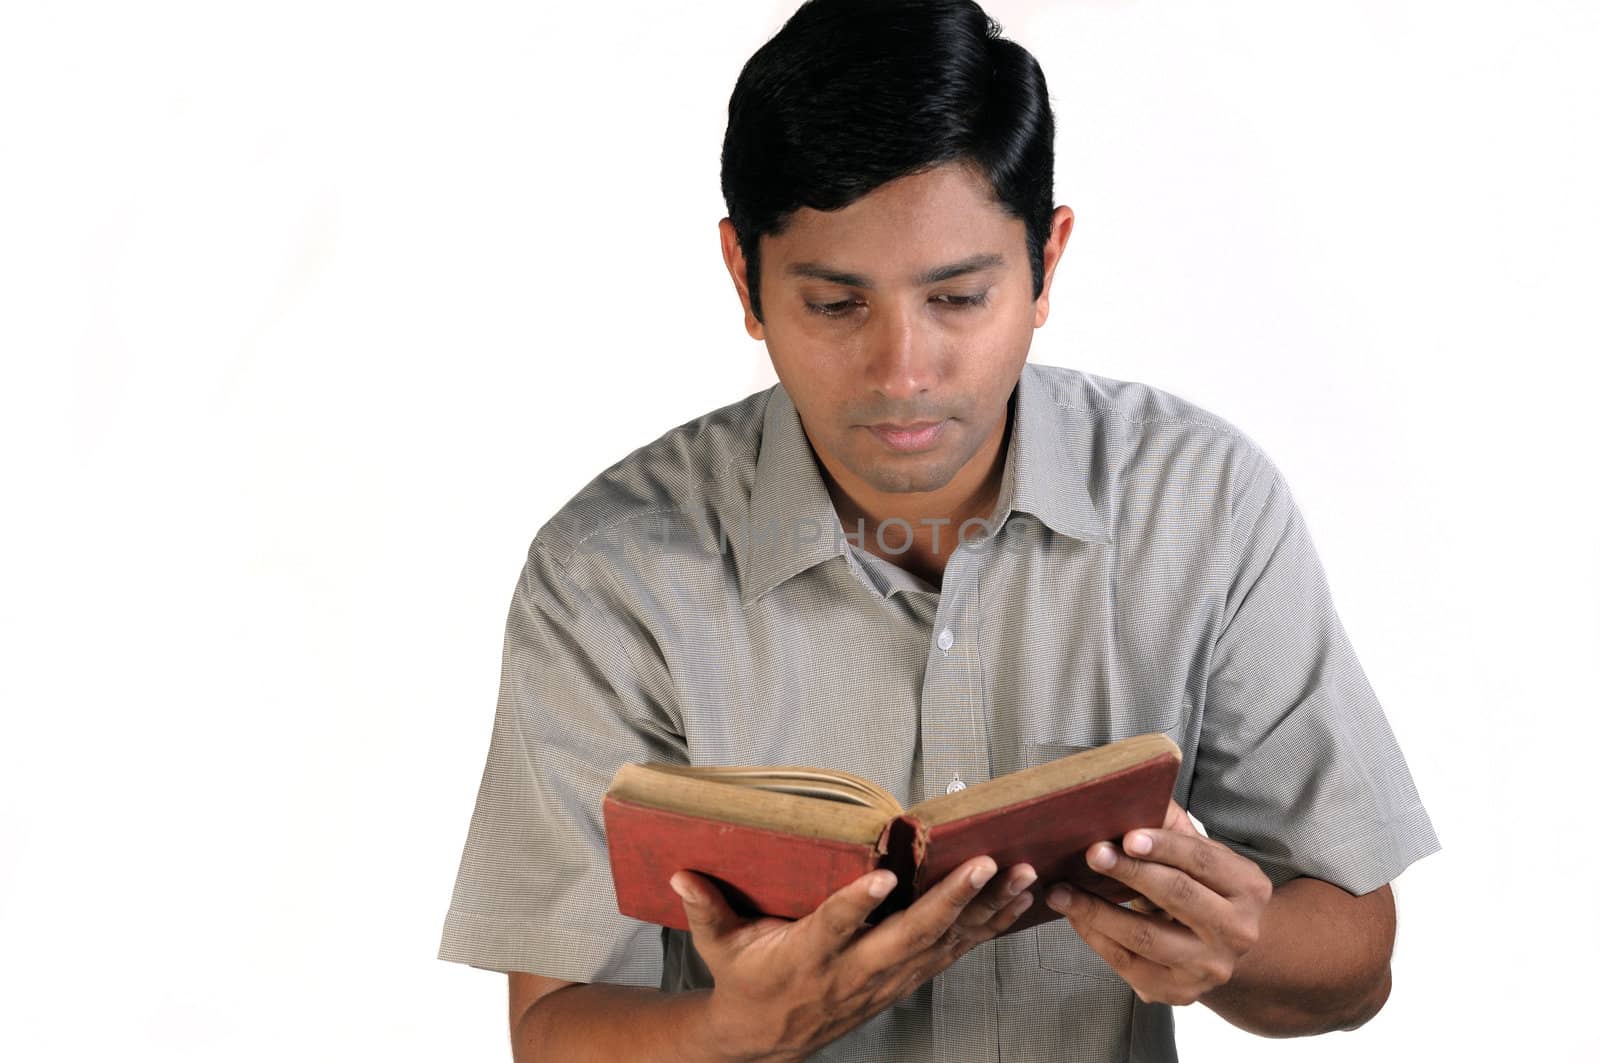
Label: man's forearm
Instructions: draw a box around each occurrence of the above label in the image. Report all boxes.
[1198,877,1395,1037]
[516,983,755,1063]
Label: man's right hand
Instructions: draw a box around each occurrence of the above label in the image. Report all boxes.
[671,855,1038,1062]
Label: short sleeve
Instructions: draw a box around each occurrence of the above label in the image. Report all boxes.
[1189,453,1441,894]
[437,542,686,984]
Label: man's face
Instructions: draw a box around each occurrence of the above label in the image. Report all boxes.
[720,161,1072,507]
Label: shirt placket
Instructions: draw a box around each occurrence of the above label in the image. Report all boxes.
[918,547,999,1062]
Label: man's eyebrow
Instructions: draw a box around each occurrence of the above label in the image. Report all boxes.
[783,253,1006,289]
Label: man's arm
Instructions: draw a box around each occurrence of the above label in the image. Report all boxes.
[1196,877,1395,1036]
[510,973,727,1063]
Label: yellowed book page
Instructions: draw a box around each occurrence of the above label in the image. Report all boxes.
[608,763,894,846]
[907,733,1182,829]
[639,763,902,814]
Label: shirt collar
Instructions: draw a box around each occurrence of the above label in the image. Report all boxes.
[740,362,1110,607]
[741,383,851,607]
[990,361,1113,548]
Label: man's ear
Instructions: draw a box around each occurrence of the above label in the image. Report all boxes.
[1032,205,1075,328]
[719,218,765,340]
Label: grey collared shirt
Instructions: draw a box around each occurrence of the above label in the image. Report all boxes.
[438,361,1440,1062]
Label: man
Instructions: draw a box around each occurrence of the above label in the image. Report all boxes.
[437,1,1440,1059]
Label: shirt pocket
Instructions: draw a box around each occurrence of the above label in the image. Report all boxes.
[1036,919,1125,979]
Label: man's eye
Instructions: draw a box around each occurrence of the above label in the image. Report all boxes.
[935,292,991,309]
[806,292,990,318]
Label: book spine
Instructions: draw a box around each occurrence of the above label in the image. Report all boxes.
[872,814,928,923]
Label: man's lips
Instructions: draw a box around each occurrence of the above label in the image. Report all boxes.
[866,419,947,452]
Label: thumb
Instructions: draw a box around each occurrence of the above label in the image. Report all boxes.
[670,871,744,947]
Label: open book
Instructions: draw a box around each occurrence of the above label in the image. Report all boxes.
[602,732,1181,936]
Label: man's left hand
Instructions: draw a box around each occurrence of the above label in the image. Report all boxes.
[1043,799,1273,1006]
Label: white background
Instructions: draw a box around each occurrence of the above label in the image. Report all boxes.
[2,1,1595,1059]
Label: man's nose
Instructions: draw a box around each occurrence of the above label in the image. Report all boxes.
[862,301,937,403]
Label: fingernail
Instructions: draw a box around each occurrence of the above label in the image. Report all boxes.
[867,871,896,899]
[669,875,695,903]
[969,859,997,889]
[1127,832,1153,856]
[1047,885,1073,910]
[1009,868,1038,896]
[1089,844,1117,870]
[1008,890,1035,917]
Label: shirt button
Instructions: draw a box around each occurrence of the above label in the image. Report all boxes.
[937,627,954,652]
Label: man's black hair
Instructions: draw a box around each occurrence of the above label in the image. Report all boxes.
[720,0,1056,324]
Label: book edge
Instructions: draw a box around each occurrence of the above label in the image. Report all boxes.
[906,733,1181,828]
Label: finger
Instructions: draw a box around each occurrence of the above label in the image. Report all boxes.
[671,871,751,950]
[988,880,1037,932]
[1071,916,1175,1003]
[1110,828,1268,903]
[885,893,1018,1009]
[1045,883,1204,972]
[853,856,997,969]
[1081,839,1236,930]
[796,867,899,956]
[955,863,1038,930]
[881,867,1037,1002]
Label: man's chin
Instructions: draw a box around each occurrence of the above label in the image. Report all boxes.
[850,455,964,496]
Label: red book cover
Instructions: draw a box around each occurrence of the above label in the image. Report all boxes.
[603,797,894,931]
